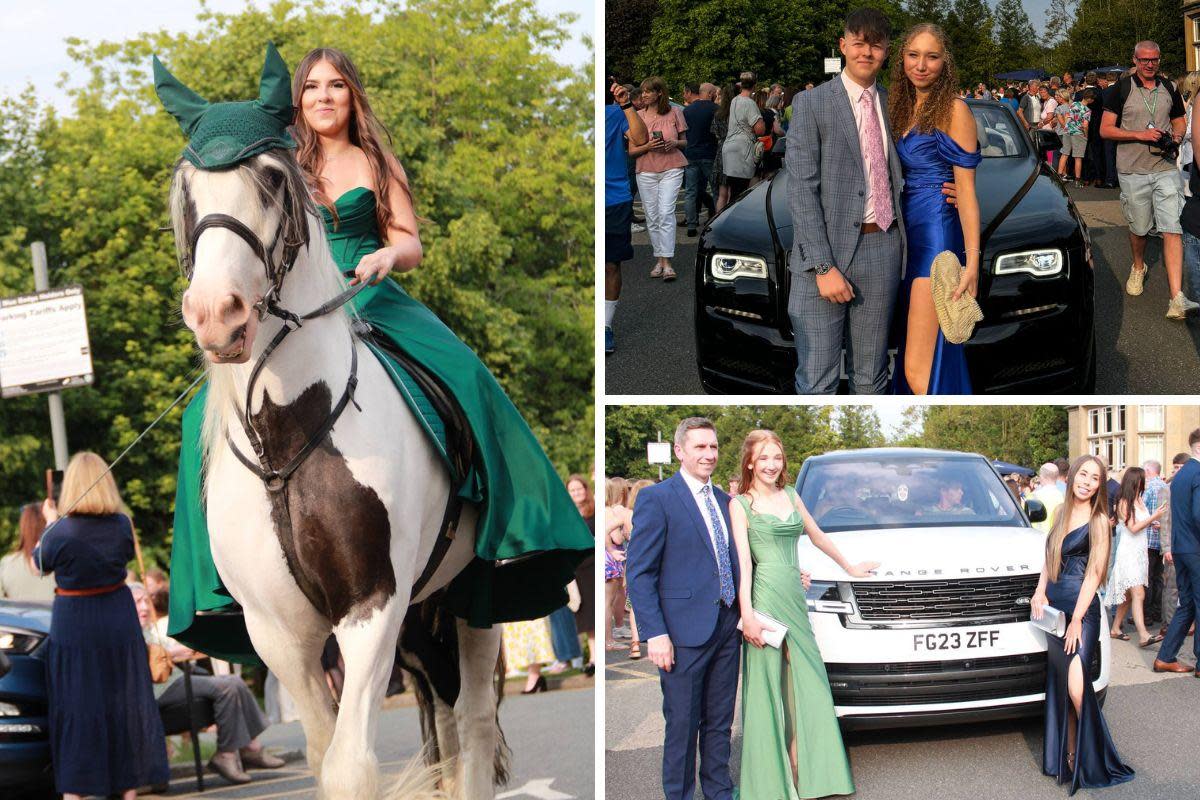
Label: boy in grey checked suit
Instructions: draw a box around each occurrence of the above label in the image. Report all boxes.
[786,8,906,394]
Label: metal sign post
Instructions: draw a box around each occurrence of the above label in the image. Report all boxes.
[22,243,76,470]
[647,429,672,481]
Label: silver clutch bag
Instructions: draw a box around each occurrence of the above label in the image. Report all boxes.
[1030,604,1067,637]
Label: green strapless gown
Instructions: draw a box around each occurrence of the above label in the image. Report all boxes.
[736,488,854,799]
[167,187,592,662]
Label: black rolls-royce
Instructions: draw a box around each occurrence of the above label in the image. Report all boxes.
[695,100,1096,394]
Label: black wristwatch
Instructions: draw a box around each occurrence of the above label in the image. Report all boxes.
[814,263,836,275]
[620,102,634,110]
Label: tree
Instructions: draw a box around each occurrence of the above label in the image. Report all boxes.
[888,405,928,446]
[1027,406,1070,466]
[993,0,1038,74]
[1058,0,1184,78]
[632,0,905,91]
[944,0,999,86]
[1042,0,1076,50]
[836,406,885,449]
[922,406,1068,466]
[0,0,593,558]
[606,0,662,82]
[904,0,950,29]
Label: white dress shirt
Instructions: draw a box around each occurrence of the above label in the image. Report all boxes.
[841,70,891,226]
[679,468,729,556]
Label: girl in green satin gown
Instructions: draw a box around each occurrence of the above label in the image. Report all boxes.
[729,431,879,799]
[167,48,591,661]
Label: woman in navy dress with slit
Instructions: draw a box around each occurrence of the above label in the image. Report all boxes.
[1031,455,1135,794]
[36,452,168,799]
[887,24,982,394]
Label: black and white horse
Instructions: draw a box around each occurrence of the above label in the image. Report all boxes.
[171,147,503,799]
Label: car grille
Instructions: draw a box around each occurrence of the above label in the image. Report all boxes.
[851,575,1040,623]
[826,652,1047,706]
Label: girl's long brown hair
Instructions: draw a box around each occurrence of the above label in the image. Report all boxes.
[738,430,789,505]
[1045,455,1111,583]
[1115,467,1145,527]
[639,76,672,115]
[291,48,415,236]
[888,24,959,140]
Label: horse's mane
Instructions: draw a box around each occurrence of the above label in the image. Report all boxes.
[168,151,355,484]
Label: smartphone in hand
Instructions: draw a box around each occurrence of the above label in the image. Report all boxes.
[45,469,63,504]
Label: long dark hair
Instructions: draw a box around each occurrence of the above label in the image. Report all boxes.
[291,48,415,235]
[1045,455,1111,583]
[716,83,736,122]
[888,23,959,139]
[15,504,45,570]
[639,76,671,115]
[1116,467,1146,527]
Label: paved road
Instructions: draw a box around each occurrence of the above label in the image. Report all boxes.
[605,628,1197,800]
[605,183,1200,395]
[147,683,594,799]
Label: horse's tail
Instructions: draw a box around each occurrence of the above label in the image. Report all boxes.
[493,648,513,786]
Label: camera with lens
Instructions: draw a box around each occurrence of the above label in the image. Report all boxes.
[1151,129,1181,161]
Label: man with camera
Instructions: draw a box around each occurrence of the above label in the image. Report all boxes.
[1100,41,1199,319]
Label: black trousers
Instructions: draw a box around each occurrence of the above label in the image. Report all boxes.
[1147,547,1164,623]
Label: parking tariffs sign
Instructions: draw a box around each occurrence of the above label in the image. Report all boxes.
[0,285,94,398]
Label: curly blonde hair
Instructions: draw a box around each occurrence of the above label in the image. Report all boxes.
[887,24,959,140]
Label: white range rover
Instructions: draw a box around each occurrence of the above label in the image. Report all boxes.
[795,447,1109,729]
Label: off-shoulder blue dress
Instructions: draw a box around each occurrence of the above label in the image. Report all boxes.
[891,128,982,395]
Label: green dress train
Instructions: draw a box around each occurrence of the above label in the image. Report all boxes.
[167,187,592,663]
[736,488,855,799]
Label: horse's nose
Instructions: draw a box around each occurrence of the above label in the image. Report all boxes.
[182,289,252,350]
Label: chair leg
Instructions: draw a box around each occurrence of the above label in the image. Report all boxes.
[182,666,205,792]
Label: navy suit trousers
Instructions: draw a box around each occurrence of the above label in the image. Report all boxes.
[1158,553,1200,664]
[659,602,740,800]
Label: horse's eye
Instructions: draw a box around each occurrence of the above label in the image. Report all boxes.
[265,169,286,190]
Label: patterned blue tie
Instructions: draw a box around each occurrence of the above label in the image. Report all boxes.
[701,484,736,606]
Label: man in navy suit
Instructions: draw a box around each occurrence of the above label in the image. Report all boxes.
[626,417,741,800]
[1154,427,1200,676]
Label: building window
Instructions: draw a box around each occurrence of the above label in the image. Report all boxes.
[1140,435,1164,468]
[1103,406,1113,434]
[1115,438,1126,471]
[1089,407,1101,436]
[1140,405,1164,432]
[1116,405,1126,433]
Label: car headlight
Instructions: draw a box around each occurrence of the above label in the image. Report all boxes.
[710,253,768,281]
[0,627,44,654]
[994,249,1063,277]
[805,581,855,614]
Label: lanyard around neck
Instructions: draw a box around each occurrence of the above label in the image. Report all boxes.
[1137,80,1160,120]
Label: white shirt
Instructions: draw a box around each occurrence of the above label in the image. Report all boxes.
[841,70,891,225]
[679,468,729,556]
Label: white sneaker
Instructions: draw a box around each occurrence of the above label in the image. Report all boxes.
[1166,292,1200,320]
[1126,265,1145,296]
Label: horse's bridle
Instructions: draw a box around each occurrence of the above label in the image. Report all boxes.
[188,211,368,492]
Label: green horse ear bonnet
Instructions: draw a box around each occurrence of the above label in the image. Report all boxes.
[154,41,297,170]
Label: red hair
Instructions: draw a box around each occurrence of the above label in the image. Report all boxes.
[738,430,789,496]
[566,474,595,518]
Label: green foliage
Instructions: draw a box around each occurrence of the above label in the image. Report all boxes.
[0,0,592,557]
[944,0,1000,87]
[631,0,905,90]
[922,406,1069,466]
[1056,0,1184,78]
[993,0,1039,75]
[836,405,885,449]
[606,0,662,83]
[903,0,950,28]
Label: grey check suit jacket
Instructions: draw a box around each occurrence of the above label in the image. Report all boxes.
[786,77,906,277]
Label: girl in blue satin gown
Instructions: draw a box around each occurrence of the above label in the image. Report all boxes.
[886,24,983,394]
[1031,455,1135,795]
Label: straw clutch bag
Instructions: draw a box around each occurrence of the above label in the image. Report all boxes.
[930,251,983,344]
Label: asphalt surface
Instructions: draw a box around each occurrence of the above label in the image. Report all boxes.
[605,182,1200,395]
[138,682,594,799]
[604,627,1198,800]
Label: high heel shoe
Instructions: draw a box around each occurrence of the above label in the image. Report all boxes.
[521,675,548,694]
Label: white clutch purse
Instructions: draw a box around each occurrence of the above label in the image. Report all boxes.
[1030,604,1067,638]
[737,610,788,648]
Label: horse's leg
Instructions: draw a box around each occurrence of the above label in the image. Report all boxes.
[322,600,407,800]
[455,619,502,800]
[242,607,336,788]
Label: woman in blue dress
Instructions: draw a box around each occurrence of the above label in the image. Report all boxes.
[1031,455,1135,794]
[36,452,169,799]
[887,24,982,394]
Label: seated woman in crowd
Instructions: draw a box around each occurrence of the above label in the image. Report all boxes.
[129,582,285,785]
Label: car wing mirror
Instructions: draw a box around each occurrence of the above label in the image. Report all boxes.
[1034,129,1062,159]
[1025,498,1047,523]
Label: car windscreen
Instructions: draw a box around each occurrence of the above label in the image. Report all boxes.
[971,104,1026,158]
[798,455,1027,532]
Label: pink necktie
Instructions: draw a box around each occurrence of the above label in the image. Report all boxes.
[860,89,894,231]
